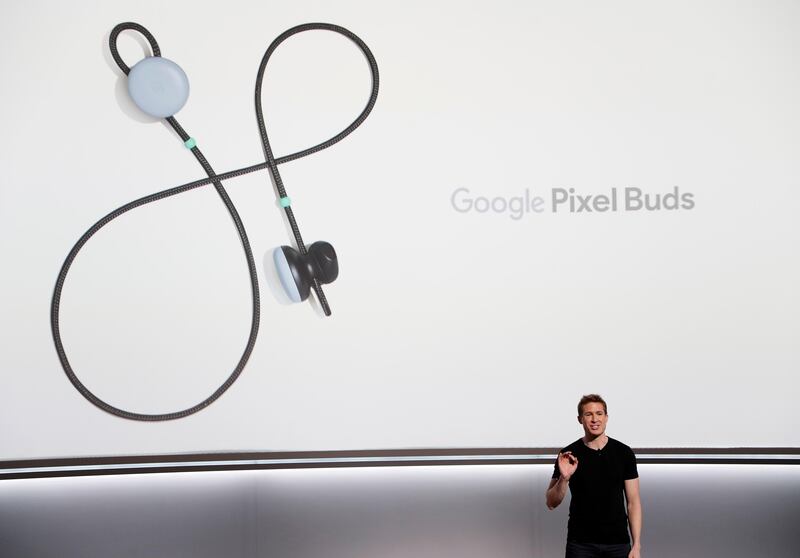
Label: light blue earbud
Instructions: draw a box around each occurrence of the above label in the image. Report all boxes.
[127,56,190,118]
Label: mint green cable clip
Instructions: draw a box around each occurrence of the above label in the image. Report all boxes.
[184,137,196,149]
[280,196,291,208]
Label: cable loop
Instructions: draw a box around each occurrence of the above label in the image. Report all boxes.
[109,22,162,75]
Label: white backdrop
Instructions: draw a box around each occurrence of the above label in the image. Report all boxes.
[1,0,798,460]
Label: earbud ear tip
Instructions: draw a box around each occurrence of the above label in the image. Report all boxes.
[273,246,307,303]
[308,241,339,285]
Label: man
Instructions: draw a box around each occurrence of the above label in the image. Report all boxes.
[545,394,642,558]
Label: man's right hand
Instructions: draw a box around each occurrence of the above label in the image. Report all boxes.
[557,451,578,480]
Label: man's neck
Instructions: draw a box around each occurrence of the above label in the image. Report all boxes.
[582,433,608,450]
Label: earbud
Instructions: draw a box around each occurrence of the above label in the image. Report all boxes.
[274,241,339,304]
[127,56,190,118]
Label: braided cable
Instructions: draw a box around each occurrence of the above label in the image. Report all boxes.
[50,22,379,420]
[254,23,380,316]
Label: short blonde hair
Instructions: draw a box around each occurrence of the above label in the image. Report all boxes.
[578,394,607,416]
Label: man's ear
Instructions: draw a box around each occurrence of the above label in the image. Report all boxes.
[577,415,582,424]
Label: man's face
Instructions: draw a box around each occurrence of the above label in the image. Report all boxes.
[578,402,608,438]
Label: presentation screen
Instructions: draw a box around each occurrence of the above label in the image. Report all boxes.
[1,0,797,460]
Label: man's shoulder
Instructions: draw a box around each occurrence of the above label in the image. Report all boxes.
[560,438,584,453]
[607,437,636,456]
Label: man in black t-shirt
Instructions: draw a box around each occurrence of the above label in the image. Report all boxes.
[545,394,642,558]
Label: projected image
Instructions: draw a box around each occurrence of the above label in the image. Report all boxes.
[0,1,797,460]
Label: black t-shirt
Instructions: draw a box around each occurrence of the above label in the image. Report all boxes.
[552,437,638,544]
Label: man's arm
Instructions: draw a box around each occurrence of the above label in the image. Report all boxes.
[624,478,642,558]
[545,476,569,510]
[546,451,578,510]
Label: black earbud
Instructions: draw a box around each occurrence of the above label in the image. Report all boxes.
[274,241,339,305]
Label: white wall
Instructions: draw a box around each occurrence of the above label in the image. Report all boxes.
[1,0,798,459]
